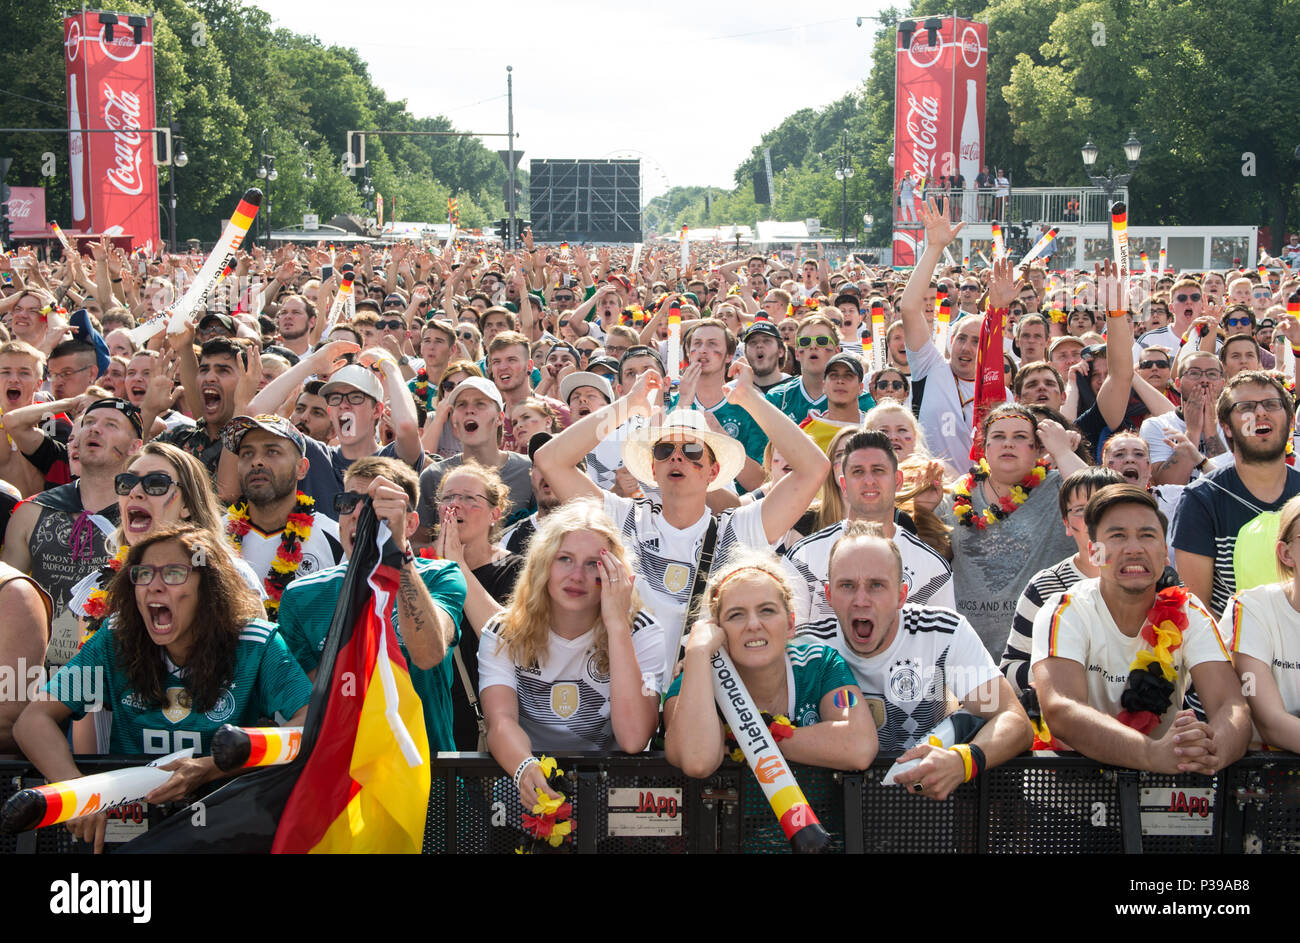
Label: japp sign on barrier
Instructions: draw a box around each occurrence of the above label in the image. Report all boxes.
[891,16,988,267]
[63,11,161,251]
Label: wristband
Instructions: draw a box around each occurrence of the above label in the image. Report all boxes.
[513,756,539,789]
[949,744,975,782]
[968,743,986,779]
[1291,343,1300,357]
[1107,309,1127,319]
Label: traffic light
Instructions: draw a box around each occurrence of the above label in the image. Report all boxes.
[513,219,530,240]
[494,219,509,240]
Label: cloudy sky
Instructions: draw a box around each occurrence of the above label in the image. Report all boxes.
[255,0,892,201]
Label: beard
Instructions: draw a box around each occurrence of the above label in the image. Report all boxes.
[1236,431,1287,464]
[242,466,298,506]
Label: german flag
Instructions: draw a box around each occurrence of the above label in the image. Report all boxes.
[272,521,429,854]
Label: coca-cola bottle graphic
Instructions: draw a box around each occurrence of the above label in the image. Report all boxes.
[68,72,87,225]
[958,79,980,223]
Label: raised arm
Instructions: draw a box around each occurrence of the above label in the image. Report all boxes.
[899,198,964,351]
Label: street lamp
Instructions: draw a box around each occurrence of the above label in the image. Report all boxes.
[162,101,187,252]
[1081,130,1141,207]
[257,128,275,245]
[834,129,855,246]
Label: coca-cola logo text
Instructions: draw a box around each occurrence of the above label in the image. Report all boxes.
[906,29,944,68]
[96,24,144,63]
[103,84,146,197]
[961,26,983,67]
[5,197,34,220]
[904,92,941,179]
[65,19,81,63]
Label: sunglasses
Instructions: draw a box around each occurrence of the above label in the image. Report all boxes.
[559,319,570,328]
[652,441,708,464]
[960,284,980,291]
[796,335,836,348]
[1226,317,1253,327]
[129,563,193,586]
[1138,359,1171,369]
[324,391,373,406]
[333,491,368,515]
[377,319,405,331]
[115,471,177,496]
[874,379,906,391]
[1175,293,1202,303]
[458,331,475,340]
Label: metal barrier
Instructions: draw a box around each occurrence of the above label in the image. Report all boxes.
[4,752,1298,853]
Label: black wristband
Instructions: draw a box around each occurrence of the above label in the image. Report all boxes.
[968,742,987,779]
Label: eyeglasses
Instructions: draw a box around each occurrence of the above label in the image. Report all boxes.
[49,365,95,381]
[197,326,229,338]
[1226,317,1253,327]
[1175,293,1202,303]
[457,331,475,340]
[652,441,707,463]
[377,319,405,331]
[1138,359,1170,370]
[333,491,367,515]
[1181,368,1223,380]
[114,472,177,496]
[874,379,906,391]
[796,335,836,348]
[960,284,980,292]
[441,491,489,507]
[1228,397,1287,416]
[129,563,193,586]
[324,391,373,406]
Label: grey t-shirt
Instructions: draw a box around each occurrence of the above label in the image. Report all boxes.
[937,468,1077,657]
[417,451,534,533]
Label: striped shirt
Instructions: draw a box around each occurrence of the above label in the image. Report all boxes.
[784,520,955,642]
[1000,556,1087,697]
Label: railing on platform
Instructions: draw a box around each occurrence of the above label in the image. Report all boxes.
[4,752,1297,854]
[903,187,1128,227]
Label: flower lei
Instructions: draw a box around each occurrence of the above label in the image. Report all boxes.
[1118,586,1188,735]
[83,542,130,623]
[412,367,431,409]
[953,457,1050,529]
[226,492,314,619]
[724,712,794,763]
[517,755,574,853]
[1048,308,1067,324]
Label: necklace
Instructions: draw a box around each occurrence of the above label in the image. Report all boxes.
[83,542,130,627]
[227,491,315,619]
[953,457,1050,529]
[1117,586,1188,734]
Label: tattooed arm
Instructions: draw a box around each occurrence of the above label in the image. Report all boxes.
[397,561,456,670]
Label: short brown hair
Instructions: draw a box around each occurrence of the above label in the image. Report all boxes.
[478,306,518,332]
[487,329,531,359]
[1013,361,1064,398]
[1084,483,1167,540]
[1215,369,1295,441]
[683,318,737,359]
[345,455,419,508]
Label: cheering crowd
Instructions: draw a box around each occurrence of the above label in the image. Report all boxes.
[1,192,1299,850]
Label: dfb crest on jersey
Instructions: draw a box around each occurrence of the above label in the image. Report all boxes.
[888,658,925,702]
[551,683,579,719]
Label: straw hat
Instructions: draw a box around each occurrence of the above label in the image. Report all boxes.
[621,409,747,491]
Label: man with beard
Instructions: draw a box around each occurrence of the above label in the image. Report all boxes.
[487,331,567,452]
[222,415,342,616]
[274,293,317,359]
[740,321,789,392]
[1173,371,1300,614]
[2,399,140,666]
[824,521,1030,799]
[1034,485,1249,772]
[290,379,333,443]
[155,338,248,476]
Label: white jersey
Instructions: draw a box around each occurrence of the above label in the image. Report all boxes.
[904,335,974,472]
[1222,583,1300,745]
[603,491,770,678]
[224,511,344,587]
[586,415,651,492]
[1031,578,1230,739]
[477,610,663,751]
[829,604,999,751]
[783,520,955,640]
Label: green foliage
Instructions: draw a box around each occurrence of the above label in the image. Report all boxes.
[0,0,508,244]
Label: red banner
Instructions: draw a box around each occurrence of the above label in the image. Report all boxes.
[63,12,160,252]
[892,17,987,267]
[4,187,48,239]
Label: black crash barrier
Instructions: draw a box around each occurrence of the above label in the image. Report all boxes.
[3,752,1299,853]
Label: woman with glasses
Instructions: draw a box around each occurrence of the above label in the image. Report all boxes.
[15,525,311,852]
[1225,494,1300,752]
[421,359,483,458]
[479,499,662,807]
[431,462,524,750]
[456,323,483,362]
[869,367,910,406]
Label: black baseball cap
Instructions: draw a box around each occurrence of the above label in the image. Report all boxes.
[84,397,143,437]
[824,352,864,381]
[742,321,781,343]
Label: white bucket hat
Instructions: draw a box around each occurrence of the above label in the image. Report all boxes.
[621,409,747,491]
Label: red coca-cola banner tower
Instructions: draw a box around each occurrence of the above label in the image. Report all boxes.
[63,11,161,252]
[892,16,988,267]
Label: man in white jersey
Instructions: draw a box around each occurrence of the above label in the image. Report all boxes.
[535,365,828,679]
[786,430,954,641]
[1032,485,1249,772]
[824,522,1031,799]
[222,415,344,609]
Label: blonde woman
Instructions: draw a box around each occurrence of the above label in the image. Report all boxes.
[664,548,875,779]
[478,499,663,806]
[1224,494,1300,751]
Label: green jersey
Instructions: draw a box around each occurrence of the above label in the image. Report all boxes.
[668,393,769,465]
[665,642,857,728]
[48,620,311,756]
[764,376,876,425]
[277,558,467,752]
